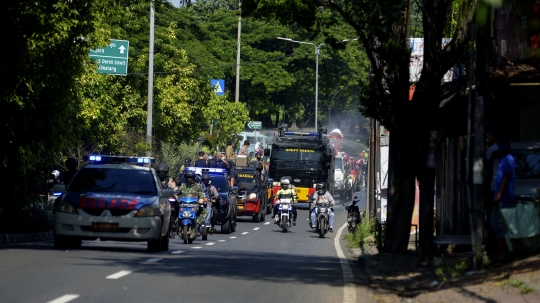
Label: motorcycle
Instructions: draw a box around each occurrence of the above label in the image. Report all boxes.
[315,202,330,238]
[275,198,293,233]
[345,196,361,232]
[177,196,200,244]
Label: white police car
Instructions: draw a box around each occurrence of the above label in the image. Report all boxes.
[52,155,174,252]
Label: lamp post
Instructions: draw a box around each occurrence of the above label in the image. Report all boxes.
[277,37,358,130]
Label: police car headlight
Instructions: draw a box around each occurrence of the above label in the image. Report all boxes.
[56,200,78,215]
[135,204,158,217]
[248,193,257,200]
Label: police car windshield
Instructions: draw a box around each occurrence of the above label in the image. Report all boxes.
[210,176,229,193]
[68,168,157,195]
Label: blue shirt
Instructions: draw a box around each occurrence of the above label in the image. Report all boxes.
[495,153,515,206]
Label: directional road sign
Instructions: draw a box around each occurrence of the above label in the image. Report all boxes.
[210,79,225,96]
[90,39,129,75]
[247,121,262,130]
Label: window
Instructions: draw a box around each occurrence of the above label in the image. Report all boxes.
[334,157,344,170]
[210,176,229,193]
[514,149,540,179]
[69,168,157,195]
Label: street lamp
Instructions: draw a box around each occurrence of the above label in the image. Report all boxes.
[277,37,358,130]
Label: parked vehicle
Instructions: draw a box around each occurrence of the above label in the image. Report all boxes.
[512,141,540,202]
[345,196,361,232]
[315,202,330,238]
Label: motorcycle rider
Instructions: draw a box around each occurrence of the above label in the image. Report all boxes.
[61,157,79,186]
[311,182,335,232]
[176,169,207,232]
[272,179,298,225]
[156,162,176,189]
[201,172,218,229]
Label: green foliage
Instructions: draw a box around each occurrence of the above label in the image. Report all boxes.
[155,142,204,179]
[435,259,469,282]
[343,218,379,249]
[203,96,250,151]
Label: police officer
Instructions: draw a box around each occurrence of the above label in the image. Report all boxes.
[176,170,207,232]
[238,140,250,156]
[272,179,298,225]
[310,182,335,233]
[226,141,236,160]
[194,151,208,168]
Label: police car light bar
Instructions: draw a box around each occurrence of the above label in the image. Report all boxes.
[185,167,227,175]
[84,155,156,164]
[283,131,320,137]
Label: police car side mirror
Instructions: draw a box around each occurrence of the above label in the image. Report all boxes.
[231,186,239,194]
[163,189,174,198]
[52,184,66,194]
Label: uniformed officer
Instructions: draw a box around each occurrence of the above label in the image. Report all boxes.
[272,179,298,225]
[226,141,236,160]
[176,170,207,229]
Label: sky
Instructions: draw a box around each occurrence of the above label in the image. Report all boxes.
[169,0,181,7]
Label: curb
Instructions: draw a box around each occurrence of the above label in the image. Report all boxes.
[0,231,53,245]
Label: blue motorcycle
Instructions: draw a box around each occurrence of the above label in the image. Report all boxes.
[177,197,199,244]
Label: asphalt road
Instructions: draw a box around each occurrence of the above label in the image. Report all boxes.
[0,191,368,303]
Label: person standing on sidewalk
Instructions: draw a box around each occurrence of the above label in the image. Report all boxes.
[490,139,515,259]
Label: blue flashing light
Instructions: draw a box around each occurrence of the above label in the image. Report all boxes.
[283,131,320,137]
[186,167,228,176]
[84,155,155,164]
[53,192,62,196]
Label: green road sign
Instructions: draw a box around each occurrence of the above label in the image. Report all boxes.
[90,39,129,75]
[247,121,262,129]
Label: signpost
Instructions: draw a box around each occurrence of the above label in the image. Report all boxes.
[90,39,129,75]
[210,79,225,96]
[247,121,262,129]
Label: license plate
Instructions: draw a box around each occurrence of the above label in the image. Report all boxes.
[92,222,119,232]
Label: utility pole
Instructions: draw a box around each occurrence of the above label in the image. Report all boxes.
[145,0,155,155]
[235,0,242,102]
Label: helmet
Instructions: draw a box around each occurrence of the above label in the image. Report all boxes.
[195,175,201,184]
[184,169,195,185]
[201,172,211,185]
[185,157,192,163]
[156,162,169,181]
[244,140,250,145]
[280,176,292,183]
[280,178,290,189]
[316,182,326,195]
[65,157,78,170]
[52,170,60,178]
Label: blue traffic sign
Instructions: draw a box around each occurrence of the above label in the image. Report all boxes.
[210,79,225,96]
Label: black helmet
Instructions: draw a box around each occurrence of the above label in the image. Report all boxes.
[201,172,211,185]
[185,157,192,163]
[184,169,195,179]
[156,162,169,172]
[65,157,78,170]
[195,175,201,183]
[244,140,250,145]
[316,182,326,195]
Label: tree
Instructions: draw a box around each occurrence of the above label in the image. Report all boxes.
[203,95,250,151]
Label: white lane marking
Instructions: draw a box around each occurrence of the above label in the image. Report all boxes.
[145,258,162,263]
[171,250,185,254]
[264,222,270,225]
[206,242,215,246]
[106,270,132,280]
[335,223,357,303]
[253,227,260,230]
[46,294,80,303]
[218,240,226,242]
[241,232,249,235]
[229,236,237,239]
[192,246,202,249]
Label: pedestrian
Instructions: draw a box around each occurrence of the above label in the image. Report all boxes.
[194,151,208,168]
[226,140,236,160]
[489,137,515,259]
[485,131,500,252]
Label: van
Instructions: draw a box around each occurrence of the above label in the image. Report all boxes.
[237,131,270,157]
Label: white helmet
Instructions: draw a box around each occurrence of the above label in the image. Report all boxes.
[52,170,60,178]
[280,179,290,188]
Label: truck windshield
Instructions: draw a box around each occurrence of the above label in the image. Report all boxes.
[272,147,324,162]
[69,168,157,195]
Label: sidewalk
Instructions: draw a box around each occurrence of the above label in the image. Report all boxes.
[350,244,540,303]
[0,231,52,245]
